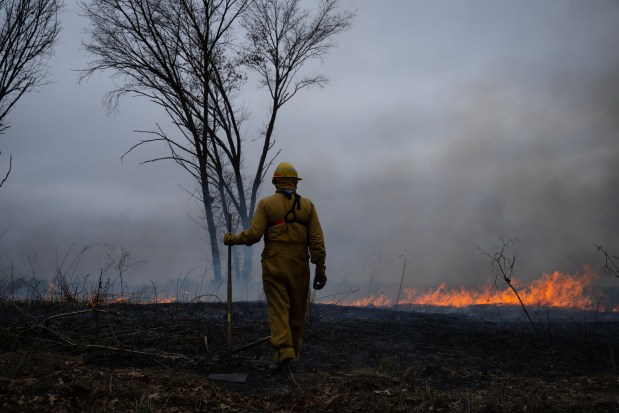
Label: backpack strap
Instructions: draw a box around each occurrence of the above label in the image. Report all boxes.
[285,193,302,223]
[269,191,307,227]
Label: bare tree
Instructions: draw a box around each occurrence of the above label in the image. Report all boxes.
[80,0,354,281]
[0,0,62,187]
[478,237,540,336]
[595,244,619,278]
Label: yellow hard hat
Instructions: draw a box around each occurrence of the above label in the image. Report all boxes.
[272,162,302,183]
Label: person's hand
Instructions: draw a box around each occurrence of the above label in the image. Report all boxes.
[313,269,327,290]
[223,233,236,246]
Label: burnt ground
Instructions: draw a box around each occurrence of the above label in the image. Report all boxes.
[0,301,618,412]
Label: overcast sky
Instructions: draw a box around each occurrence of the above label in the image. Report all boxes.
[1,0,619,299]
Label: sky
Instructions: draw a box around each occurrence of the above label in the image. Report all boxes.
[1,0,619,300]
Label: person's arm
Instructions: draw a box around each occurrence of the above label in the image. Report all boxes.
[225,200,268,246]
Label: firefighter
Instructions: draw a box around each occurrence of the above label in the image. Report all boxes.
[223,162,327,372]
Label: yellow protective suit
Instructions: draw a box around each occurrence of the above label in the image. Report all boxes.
[229,179,326,363]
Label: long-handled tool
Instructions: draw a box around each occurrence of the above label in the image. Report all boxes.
[207,215,269,383]
[208,213,248,383]
[224,215,270,355]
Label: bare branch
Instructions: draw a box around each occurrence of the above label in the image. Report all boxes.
[478,237,540,336]
[0,151,11,188]
[595,244,619,278]
[0,0,62,131]
[242,0,355,212]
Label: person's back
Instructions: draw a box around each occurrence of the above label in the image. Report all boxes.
[231,188,325,264]
[224,162,327,372]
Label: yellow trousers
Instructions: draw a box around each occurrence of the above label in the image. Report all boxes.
[261,243,310,364]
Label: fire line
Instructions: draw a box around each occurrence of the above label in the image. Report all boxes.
[336,268,619,312]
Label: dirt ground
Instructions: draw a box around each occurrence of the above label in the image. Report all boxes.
[1,301,618,412]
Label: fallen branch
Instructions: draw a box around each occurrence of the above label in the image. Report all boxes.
[229,335,270,355]
[43,308,106,326]
[41,323,185,360]
[8,303,185,360]
[77,342,185,360]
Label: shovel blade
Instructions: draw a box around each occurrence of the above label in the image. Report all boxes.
[207,372,248,383]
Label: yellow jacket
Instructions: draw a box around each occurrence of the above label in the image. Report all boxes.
[234,191,326,273]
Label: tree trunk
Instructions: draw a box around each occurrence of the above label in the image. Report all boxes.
[233,247,241,280]
[241,246,253,280]
[201,180,221,282]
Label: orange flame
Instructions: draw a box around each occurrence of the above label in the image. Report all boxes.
[47,282,57,302]
[154,296,177,304]
[340,268,616,311]
[346,292,393,307]
[85,292,178,306]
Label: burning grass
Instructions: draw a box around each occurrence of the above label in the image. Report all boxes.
[0,301,618,412]
[338,268,619,313]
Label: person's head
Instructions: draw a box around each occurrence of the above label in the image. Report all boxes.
[272,162,302,190]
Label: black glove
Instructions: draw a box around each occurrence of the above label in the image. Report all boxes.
[223,233,236,246]
[313,269,327,290]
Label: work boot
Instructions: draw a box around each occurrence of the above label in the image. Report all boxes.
[269,357,293,376]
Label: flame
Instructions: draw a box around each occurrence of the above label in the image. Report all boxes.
[347,292,393,307]
[84,292,178,306]
[340,268,617,311]
[47,282,57,301]
[154,296,177,304]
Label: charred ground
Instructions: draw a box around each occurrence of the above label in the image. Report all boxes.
[0,301,618,412]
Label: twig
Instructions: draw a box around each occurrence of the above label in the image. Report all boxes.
[229,335,271,355]
[41,319,182,360]
[334,289,359,306]
[395,254,408,311]
[315,288,359,302]
[595,244,619,278]
[288,369,301,390]
[77,343,185,360]
[0,153,11,189]
[9,303,184,360]
[43,309,106,326]
[113,326,168,339]
[188,294,223,304]
[478,237,540,336]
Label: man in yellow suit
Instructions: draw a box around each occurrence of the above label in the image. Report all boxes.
[224,162,327,372]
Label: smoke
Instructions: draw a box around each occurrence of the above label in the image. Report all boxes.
[1,0,619,301]
[283,0,619,293]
